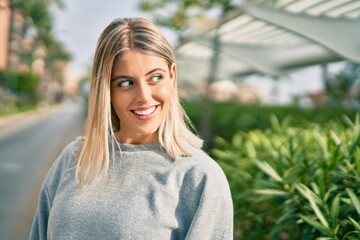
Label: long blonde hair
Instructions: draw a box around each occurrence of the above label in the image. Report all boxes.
[76,18,203,187]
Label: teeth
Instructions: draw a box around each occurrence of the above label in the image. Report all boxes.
[134,106,156,116]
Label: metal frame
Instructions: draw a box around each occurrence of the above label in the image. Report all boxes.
[176,0,360,81]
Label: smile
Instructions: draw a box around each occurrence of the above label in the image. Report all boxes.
[133,106,157,116]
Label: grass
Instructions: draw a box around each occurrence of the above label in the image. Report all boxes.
[0,105,38,117]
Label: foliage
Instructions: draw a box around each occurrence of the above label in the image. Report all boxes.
[325,62,360,104]
[212,114,360,239]
[182,101,357,148]
[10,0,71,82]
[0,71,41,106]
[138,0,235,31]
[44,33,72,66]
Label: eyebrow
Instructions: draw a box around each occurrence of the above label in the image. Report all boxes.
[111,68,167,82]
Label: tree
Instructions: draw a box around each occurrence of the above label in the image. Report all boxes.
[42,31,71,83]
[8,0,69,71]
[7,0,71,104]
[325,62,360,108]
[139,0,234,31]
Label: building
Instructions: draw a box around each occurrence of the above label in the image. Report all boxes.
[0,0,10,70]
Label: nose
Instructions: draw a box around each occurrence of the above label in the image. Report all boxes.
[136,82,151,103]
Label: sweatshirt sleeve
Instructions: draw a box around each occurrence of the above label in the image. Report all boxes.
[185,194,233,240]
[29,140,79,240]
[29,185,52,240]
[184,156,234,240]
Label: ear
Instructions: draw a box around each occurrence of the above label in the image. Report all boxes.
[169,63,176,88]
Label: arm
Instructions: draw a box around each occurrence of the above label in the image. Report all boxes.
[182,154,234,240]
[29,139,79,239]
[185,194,233,240]
[29,185,52,240]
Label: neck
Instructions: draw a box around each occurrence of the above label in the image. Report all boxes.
[115,131,158,145]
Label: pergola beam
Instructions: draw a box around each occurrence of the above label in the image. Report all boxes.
[194,35,341,77]
[246,2,360,63]
[176,53,255,81]
[195,37,282,75]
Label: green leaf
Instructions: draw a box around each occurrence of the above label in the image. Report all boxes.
[245,141,257,159]
[343,114,355,128]
[254,189,288,196]
[270,114,280,131]
[213,136,229,147]
[211,149,234,160]
[308,191,329,229]
[342,197,352,205]
[346,188,360,214]
[255,160,283,182]
[324,185,337,203]
[296,184,329,229]
[330,193,340,227]
[276,208,295,224]
[349,217,360,232]
[334,224,340,236]
[330,130,341,145]
[231,133,242,148]
[296,183,321,205]
[314,131,329,160]
[311,182,321,196]
[300,215,331,236]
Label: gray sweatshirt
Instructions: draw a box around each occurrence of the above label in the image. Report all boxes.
[29,139,233,239]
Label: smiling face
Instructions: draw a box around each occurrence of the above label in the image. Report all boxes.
[110,50,175,144]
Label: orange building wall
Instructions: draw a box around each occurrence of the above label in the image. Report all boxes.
[0,0,10,70]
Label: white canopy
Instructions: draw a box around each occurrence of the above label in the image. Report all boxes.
[176,0,360,82]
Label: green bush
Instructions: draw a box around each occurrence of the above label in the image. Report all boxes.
[182,101,357,148]
[0,70,41,106]
[213,114,360,239]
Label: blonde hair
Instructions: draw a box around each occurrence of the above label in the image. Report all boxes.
[76,17,203,187]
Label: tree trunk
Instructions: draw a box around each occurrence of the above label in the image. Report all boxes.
[200,22,221,149]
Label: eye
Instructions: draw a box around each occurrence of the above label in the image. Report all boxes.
[148,75,164,85]
[117,80,134,88]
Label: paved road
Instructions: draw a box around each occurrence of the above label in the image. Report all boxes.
[0,101,85,240]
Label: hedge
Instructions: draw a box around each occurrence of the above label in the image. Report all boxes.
[213,114,360,239]
[0,70,41,106]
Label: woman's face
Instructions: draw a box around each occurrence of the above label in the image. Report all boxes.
[111,50,175,144]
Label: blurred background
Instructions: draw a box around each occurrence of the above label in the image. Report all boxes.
[0,0,360,239]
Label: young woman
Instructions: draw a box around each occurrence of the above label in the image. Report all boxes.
[30,17,233,239]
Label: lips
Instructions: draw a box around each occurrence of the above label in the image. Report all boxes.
[130,105,158,120]
[132,106,156,116]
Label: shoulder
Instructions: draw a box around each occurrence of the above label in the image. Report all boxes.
[54,137,82,169]
[42,137,82,190]
[176,145,231,199]
[181,145,224,176]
